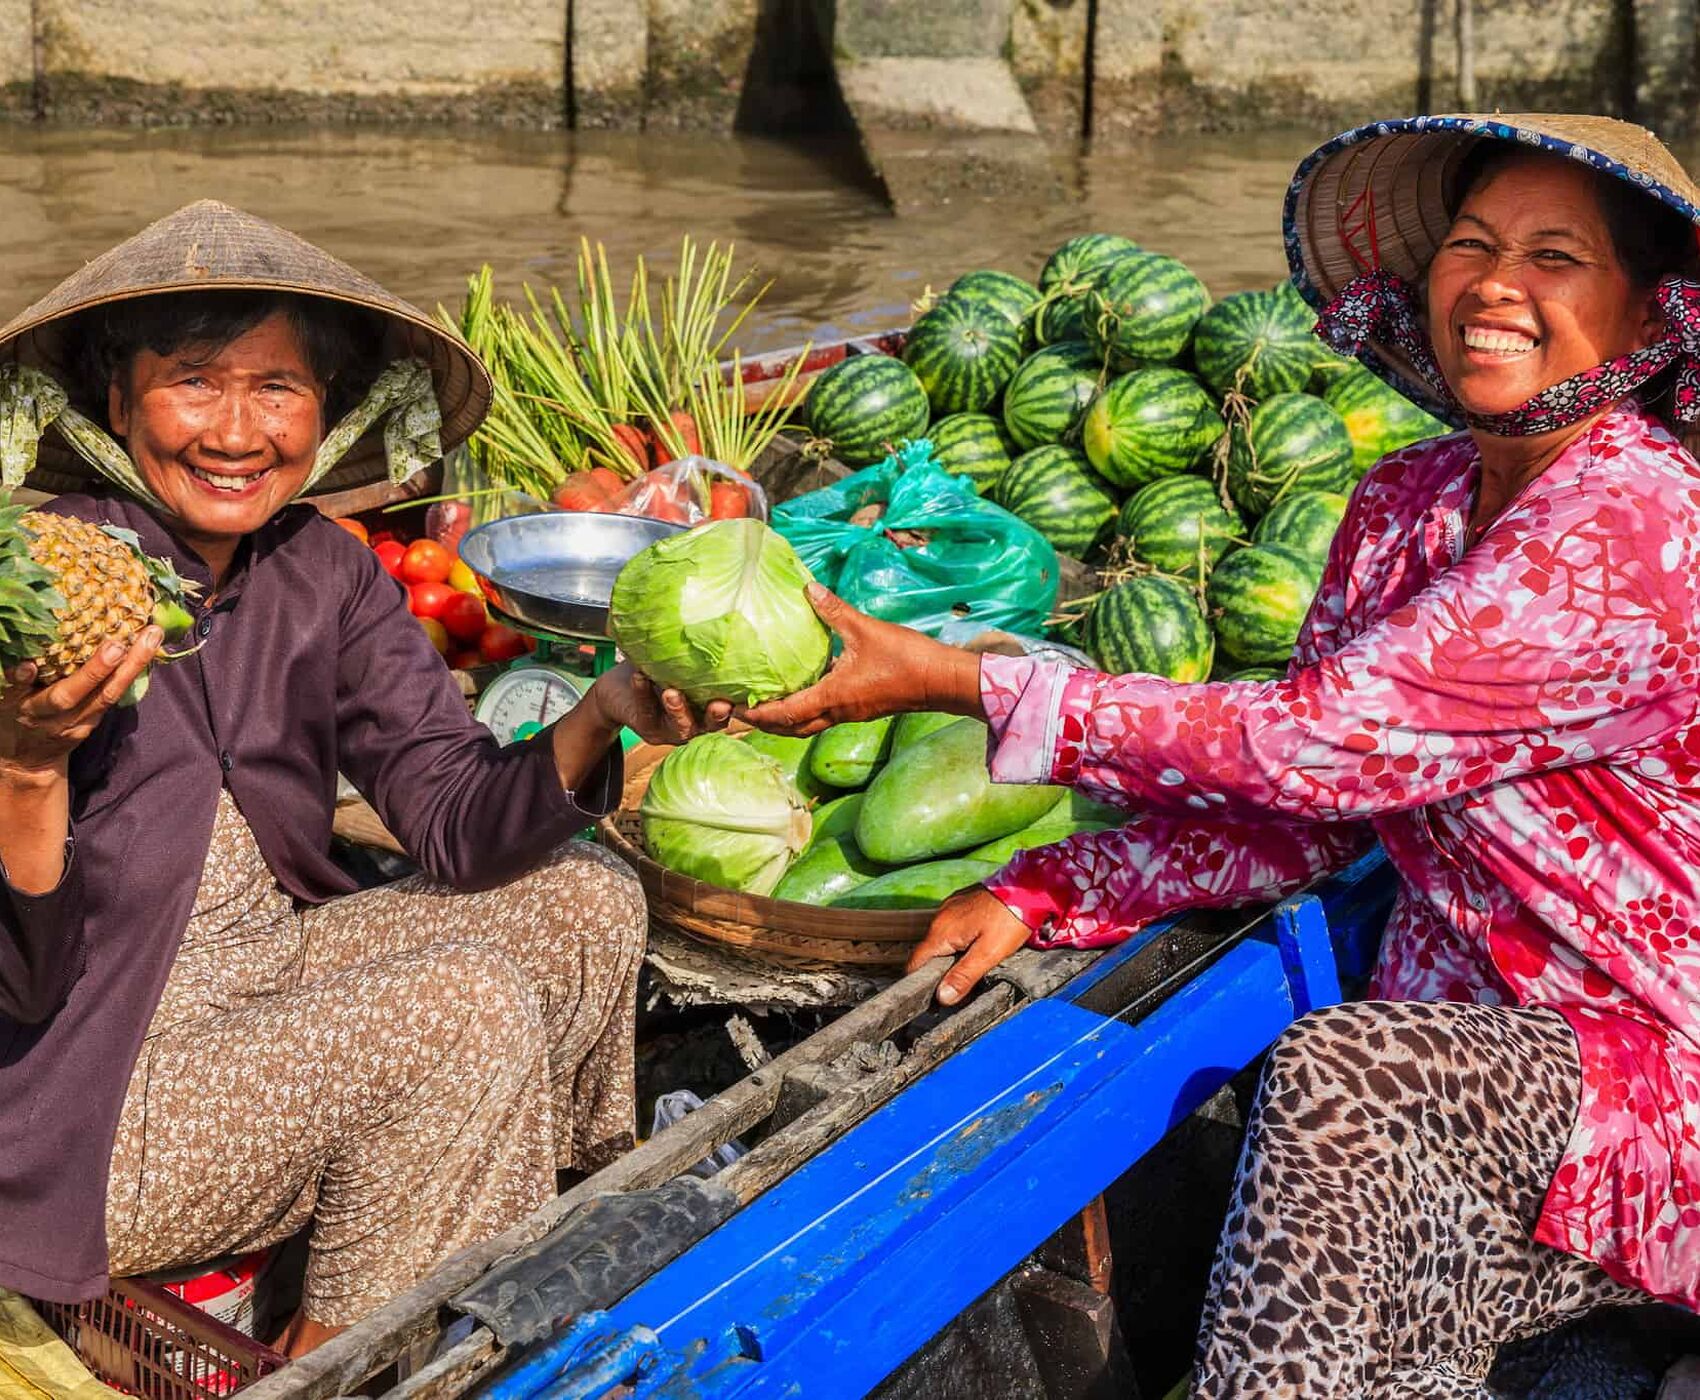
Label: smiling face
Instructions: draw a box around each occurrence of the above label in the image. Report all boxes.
[108,312,326,554]
[1426,153,1665,420]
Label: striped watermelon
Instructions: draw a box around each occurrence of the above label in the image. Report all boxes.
[1003,342,1104,451]
[1225,392,1354,516]
[997,445,1117,559]
[1040,234,1143,291]
[1323,367,1452,474]
[1252,490,1347,569]
[1192,284,1320,399]
[1226,666,1284,682]
[1085,254,1210,369]
[1081,367,1225,490]
[929,412,1017,494]
[903,294,1024,416]
[1308,346,1361,394]
[1117,475,1245,579]
[1087,574,1213,681]
[951,270,1042,350]
[805,354,930,467]
[1206,543,1318,667]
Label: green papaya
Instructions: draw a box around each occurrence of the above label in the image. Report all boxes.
[964,819,1111,866]
[1042,790,1127,826]
[743,731,836,802]
[809,717,895,789]
[855,718,1061,864]
[831,858,1001,911]
[807,792,865,847]
[891,711,961,753]
[771,836,889,906]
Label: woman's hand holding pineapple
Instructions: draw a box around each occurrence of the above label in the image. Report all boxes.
[0,629,161,894]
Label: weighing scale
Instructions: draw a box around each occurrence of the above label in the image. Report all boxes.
[458,512,686,749]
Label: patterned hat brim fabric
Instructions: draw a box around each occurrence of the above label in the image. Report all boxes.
[0,200,492,498]
[1283,114,1700,423]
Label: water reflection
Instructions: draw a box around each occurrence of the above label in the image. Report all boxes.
[0,124,1332,349]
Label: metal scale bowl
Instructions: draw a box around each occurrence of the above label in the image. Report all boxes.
[458,512,686,745]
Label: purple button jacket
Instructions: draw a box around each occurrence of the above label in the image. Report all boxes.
[0,493,618,1301]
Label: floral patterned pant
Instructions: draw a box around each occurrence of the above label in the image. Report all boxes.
[1193,1000,1644,1398]
[105,791,646,1326]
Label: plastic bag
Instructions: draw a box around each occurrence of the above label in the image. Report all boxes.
[606,455,769,527]
[426,445,552,553]
[933,618,1096,670]
[772,440,1059,637]
[649,1089,748,1179]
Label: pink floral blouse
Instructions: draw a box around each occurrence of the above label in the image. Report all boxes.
[980,402,1700,1306]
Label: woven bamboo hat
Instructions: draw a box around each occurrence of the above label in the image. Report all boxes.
[0,199,491,497]
[1284,113,1700,412]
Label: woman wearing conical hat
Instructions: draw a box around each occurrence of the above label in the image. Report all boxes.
[747,115,1700,1389]
[0,202,723,1354]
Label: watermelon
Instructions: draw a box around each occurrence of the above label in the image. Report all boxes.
[1252,489,1347,569]
[1323,367,1452,474]
[1308,346,1361,394]
[1226,666,1284,683]
[1207,543,1318,667]
[1082,367,1225,490]
[951,270,1042,350]
[928,412,1017,494]
[1085,254,1210,370]
[903,294,1024,416]
[1087,574,1214,681]
[1225,392,1354,516]
[1002,342,1103,450]
[1117,475,1245,578]
[805,354,930,467]
[1040,234,1143,291]
[1192,285,1321,399]
[997,445,1117,559]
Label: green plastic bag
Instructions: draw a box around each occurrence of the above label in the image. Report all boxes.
[772,440,1060,637]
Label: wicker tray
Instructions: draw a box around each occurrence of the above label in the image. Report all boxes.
[601,745,933,969]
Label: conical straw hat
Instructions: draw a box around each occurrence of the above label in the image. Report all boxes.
[1284,113,1700,413]
[0,199,491,497]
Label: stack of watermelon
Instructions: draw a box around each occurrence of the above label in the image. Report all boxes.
[801,233,1451,682]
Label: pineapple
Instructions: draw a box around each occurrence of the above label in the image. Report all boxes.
[0,499,197,704]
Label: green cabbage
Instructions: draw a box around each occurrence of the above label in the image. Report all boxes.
[640,733,813,894]
[610,519,832,705]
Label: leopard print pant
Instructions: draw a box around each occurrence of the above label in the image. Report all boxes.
[1193,999,1644,1398]
[106,790,646,1326]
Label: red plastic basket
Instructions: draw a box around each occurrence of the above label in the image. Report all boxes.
[31,1277,287,1398]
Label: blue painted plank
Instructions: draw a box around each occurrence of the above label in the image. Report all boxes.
[1273,895,1343,1016]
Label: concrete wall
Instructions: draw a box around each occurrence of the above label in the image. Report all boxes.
[1,0,1690,136]
[1089,0,1631,140]
[0,0,31,117]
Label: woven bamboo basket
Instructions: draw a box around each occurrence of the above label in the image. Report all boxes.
[600,744,933,969]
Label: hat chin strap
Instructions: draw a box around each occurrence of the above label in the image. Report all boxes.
[1314,272,1700,438]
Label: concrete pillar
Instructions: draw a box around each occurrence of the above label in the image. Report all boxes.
[571,0,646,129]
[644,0,759,130]
[835,0,1014,58]
[1635,0,1700,135]
[1011,0,1089,139]
[0,0,33,116]
[34,0,569,123]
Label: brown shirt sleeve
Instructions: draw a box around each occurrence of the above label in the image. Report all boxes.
[332,540,620,891]
[0,839,89,1023]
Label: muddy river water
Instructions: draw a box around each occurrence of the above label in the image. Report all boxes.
[0,124,1333,346]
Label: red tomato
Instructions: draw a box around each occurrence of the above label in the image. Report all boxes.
[333,517,370,544]
[446,648,483,671]
[374,540,407,579]
[368,529,398,547]
[478,623,532,663]
[418,617,452,656]
[439,589,489,643]
[400,539,453,585]
[408,581,456,620]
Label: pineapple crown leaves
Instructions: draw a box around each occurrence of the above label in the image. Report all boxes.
[96,524,200,606]
[0,504,66,673]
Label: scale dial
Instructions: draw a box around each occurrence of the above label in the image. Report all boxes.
[473,664,589,745]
